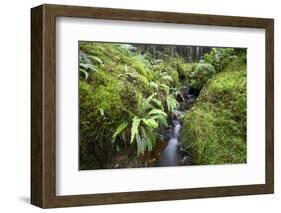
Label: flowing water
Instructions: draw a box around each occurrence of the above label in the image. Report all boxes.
[156,86,197,167]
[157,110,191,167]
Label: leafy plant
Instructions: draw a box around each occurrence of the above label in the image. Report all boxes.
[204,48,237,72]
[161,74,173,83]
[166,94,179,113]
[88,55,104,66]
[79,63,98,80]
[112,121,129,142]
[112,93,168,156]
[79,51,104,80]
[189,63,215,91]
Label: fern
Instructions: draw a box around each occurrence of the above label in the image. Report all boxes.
[150,114,168,127]
[150,98,164,111]
[88,55,103,65]
[130,117,141,144]
[149,81,159,90]
[79,68,89,80]
[148,109,167,117]
[80,63,98,71]
[139,126,156,152]
[141,118,158,128]
[166,94,179,113]
[159,84,170,96]
[161,75,173,82]
[140,93,156,112]
[128,94,168,155]
[79,63,98,80]
[112,121,128,141]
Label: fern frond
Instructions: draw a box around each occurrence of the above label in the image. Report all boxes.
[141,118,158,129]
[112,121,128,141]
[130,117,141,144]
[166,95,179,112]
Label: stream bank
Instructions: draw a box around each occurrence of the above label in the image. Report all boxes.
[100,86,197,169]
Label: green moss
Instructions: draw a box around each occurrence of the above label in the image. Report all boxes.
[180,62,247,165]
[79,42,166,162]
[180,103,246,164]
[199,70,246,126]
[167,57,196,82]
[177,63,196,80]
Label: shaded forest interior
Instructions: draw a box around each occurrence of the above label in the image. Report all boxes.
[79,41,247,170]
[133,44,210,62]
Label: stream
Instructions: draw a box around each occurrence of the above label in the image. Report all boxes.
[157,88,196,167]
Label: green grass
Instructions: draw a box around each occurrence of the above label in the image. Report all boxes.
[180,62,247,165]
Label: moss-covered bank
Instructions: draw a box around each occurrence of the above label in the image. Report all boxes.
[179,57,247,165]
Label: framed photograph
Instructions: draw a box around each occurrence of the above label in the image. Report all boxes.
[31,4,274,208]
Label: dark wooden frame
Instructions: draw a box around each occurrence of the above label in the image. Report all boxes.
[31,4,274,208]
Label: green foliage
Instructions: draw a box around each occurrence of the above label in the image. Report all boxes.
[167,57,196,82]
[142,118,158,128]
[161,73,173,84]
[88,55,104,66]
[79,63,98,79]
[189,63,215,91]
[148,81,159,91]
[112,121,128,142]
[166,94,179,113]
[186,48,245,92]
[130,117,142,143]
[177,63,196,80]
[180,59,247,165]
[79,41,247,169]
[79,73,128,164]
[222,56,247,73]
[166,67,179,87]
[79,81,95,142]
[79,50,104,80]
[204,48,237,72]
[180,103,246,164]
[127,94,168,156]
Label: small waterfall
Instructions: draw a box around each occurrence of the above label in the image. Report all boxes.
[156,85,197,167]
[157,111,190,167]
[159,138,179,166]
[173,120,181,138]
